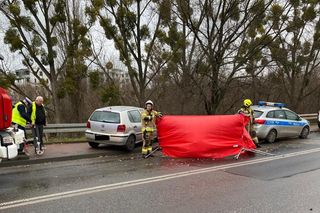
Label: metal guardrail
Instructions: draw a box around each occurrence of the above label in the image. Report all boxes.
[299,113,318,120]
[24,113,319,134]
[26,123,86,134]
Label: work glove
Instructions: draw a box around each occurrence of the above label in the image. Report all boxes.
[238,110,244,115]
[157,112,163,118]
[143,116,153,121]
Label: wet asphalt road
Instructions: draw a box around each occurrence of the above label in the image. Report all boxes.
[1,133,320,212]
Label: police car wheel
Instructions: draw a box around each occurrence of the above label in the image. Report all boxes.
[299,126,309,139]
[266,129,277,143]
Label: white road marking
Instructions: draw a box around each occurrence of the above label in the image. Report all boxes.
[1,147,320,210]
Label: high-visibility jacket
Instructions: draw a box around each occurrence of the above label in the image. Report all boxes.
[12,101,28,127]
[31,101,46,125]
[141,109,160,132]
[31,102,36,125]
[30,101,46,125]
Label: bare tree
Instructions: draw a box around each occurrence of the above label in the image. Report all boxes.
[1,0,91,122]
[87,0,173,106]
[173,0,277,114]
[267,1,320,111]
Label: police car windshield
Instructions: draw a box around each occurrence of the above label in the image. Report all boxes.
[253,110,263,118]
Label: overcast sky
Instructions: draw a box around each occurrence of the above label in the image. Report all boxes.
[0,0,162,74]
[0,11,123,73]
[0,13,22,71]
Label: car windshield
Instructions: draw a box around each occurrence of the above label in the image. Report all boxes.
[90,111,120,123]
[253,110,263,118]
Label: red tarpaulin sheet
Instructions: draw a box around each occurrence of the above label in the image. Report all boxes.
[157,114,256,159]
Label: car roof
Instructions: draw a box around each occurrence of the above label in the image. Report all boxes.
[251,105,290,112]
[95,106,143,112]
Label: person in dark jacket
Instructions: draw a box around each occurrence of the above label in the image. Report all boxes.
[29,96,46,154]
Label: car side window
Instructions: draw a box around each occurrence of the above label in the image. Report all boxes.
[266,111,275,118]
[127,112,134,123]
[285,110,299,120]
[128,110,141,123]
[274,110,286,119]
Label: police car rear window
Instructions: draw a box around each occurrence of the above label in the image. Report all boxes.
[267,111,275,118]
[253,110,263,118]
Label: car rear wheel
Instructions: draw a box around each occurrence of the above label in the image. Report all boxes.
[125,135,136,151]
[299,126,309,139]
[266,129,277,143]
[88,142,99,148]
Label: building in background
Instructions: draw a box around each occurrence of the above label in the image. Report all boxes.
[14,67,130,88]
[88,68,130,86]
[109,68,130,85]
[14,69,49,86]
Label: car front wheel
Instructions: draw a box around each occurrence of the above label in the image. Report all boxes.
[88,142,99,148]
[266,129,277,143]
[299,126,309,139]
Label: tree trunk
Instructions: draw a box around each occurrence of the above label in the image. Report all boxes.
[50,79,62,123]
[138,86,145,107]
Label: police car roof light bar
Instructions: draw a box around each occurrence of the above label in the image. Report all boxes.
[258,101,285,108]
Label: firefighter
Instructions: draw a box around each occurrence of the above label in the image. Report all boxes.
[141,100,162,157]
[238,99,261,148]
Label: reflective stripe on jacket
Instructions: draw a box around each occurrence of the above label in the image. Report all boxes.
[31,102,36,125]
[141,109,159,132]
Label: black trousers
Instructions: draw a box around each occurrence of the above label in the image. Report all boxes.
[32,125,44,150]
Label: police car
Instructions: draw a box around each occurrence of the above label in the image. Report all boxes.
[252,101,310,143]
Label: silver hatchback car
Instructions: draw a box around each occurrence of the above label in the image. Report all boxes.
[252,102,310,143]
[85,106,145,151]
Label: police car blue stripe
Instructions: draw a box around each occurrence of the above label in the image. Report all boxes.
[264,120,307,126]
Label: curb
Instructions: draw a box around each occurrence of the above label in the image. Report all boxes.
[26,139,87,145]
[0,152,109,168]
